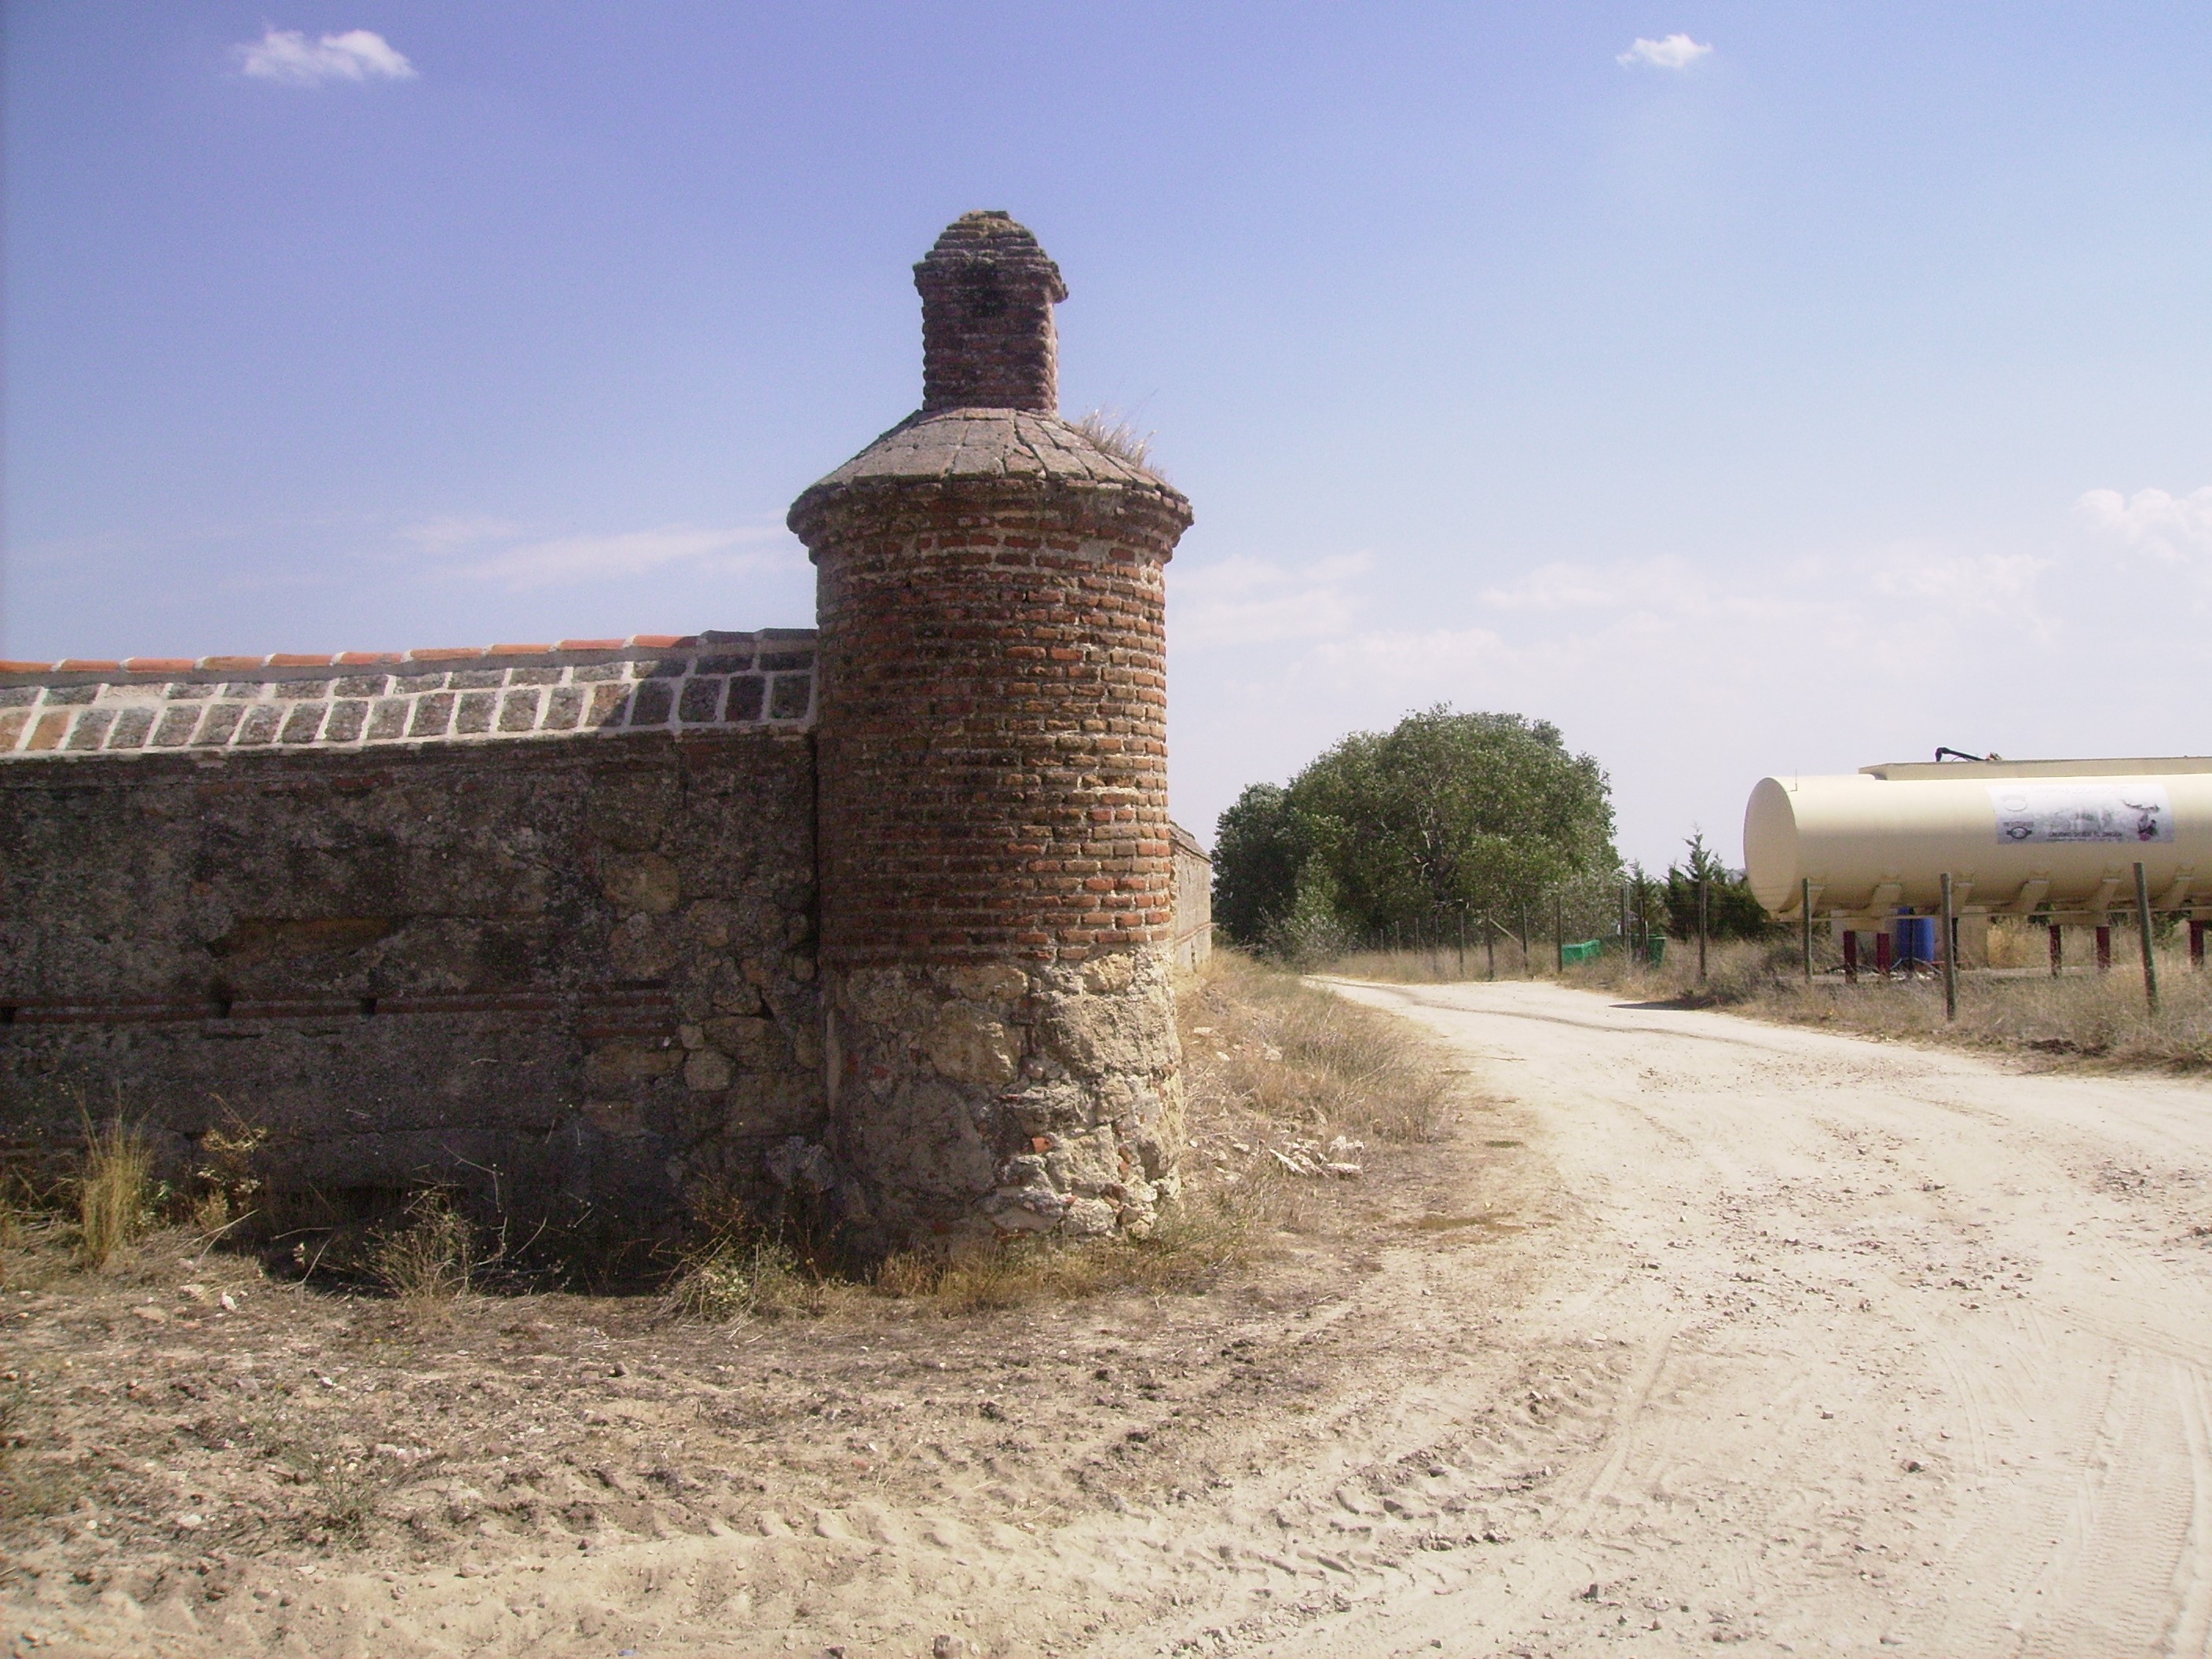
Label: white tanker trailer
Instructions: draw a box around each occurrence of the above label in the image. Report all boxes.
[1743,756,2212,927]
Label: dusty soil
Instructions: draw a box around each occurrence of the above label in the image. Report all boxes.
[11,979,2212,1657]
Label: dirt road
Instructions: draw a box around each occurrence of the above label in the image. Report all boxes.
[1243,978,2212,1658]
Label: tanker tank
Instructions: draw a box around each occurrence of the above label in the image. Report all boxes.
[1743,756,2212,922]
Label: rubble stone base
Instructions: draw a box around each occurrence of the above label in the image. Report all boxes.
[823,944,1183,1246]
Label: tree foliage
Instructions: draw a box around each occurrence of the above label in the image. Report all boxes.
[1211,706,1618,953]
[1660,832,1774,940]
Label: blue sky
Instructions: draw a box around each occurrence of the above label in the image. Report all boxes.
[8,4,2212,868]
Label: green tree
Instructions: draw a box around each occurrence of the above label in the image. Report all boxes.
[1213,706,1619,951]
[1661,832,1774,940]
[1210,782,1305,947]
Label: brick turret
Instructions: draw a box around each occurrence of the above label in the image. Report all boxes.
[789,211,1194,1246]
[916,210,1068,414]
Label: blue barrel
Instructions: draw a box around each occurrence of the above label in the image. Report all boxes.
[1893,915,1938,967]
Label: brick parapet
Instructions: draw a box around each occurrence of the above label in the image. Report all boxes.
[0,631,816,761]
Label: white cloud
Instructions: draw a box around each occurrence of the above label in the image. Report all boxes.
[401,515,523,552]
[237,27,416,86]
[2075,486,2212,565]
[402,518,803,590]
[1166,526,2100,868]
[1170,551,1372,649]
[1617,34,1713,69]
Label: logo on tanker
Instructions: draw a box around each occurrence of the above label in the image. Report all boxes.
[1989,783,2174,845]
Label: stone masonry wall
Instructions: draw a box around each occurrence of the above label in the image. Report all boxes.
[1172,823,1213,972]
[0,635,822,1243]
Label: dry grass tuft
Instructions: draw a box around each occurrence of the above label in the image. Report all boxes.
[368,1188,480,1303]
[1072,408,1159,474]
[661,1234,833,1323]
[1181,949,1456,1144]
[75,1119,155,1271]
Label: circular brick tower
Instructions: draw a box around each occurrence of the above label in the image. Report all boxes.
[788,211,1194,1246]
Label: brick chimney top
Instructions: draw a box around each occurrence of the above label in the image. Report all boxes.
[915,211,1068,414]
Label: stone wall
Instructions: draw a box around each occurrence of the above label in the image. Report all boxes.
[1171,823,1213,972]
[0,636,822,1241]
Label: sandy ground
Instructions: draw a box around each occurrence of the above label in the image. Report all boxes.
[10,979,2212,1657]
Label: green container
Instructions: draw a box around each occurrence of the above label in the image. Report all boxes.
[1561,939,1603,965]
[1644,936,1667,966]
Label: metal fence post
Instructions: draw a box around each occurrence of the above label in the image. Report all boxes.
[1939,872,1957,1022]
[1800,878,1814,983]
[1696,877,1708,986]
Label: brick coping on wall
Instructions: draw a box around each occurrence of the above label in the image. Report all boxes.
[0,630,816,760]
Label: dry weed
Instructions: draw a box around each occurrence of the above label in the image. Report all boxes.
[661,1235,830,1323]
[1181,949,1454,1143]
[75,1119,154,1270]
[368,1188,479,1303]
[184,1120,268,1237]
[1071,408,1157,473]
